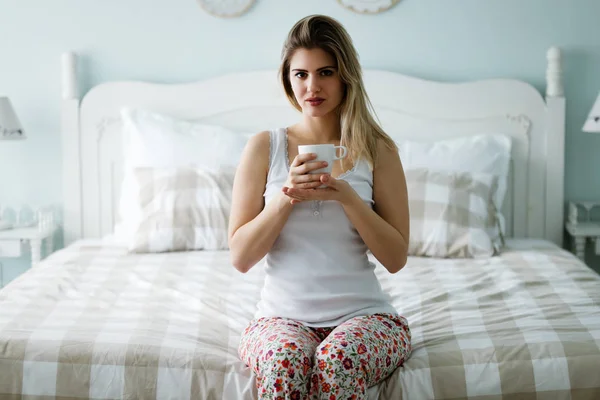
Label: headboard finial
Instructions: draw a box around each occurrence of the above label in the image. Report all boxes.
[61,52,78,100]
[546,46,564,97]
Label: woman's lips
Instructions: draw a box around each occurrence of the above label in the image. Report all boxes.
[307,98,324,106]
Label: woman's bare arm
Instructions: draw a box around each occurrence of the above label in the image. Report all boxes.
[227,132,294,273]
[340,141,410,273]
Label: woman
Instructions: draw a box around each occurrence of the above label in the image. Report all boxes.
[228,14,411,399]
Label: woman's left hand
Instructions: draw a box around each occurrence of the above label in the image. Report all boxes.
[282,174,358,205]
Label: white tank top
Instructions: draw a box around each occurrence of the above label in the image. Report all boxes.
[255,128,397,327]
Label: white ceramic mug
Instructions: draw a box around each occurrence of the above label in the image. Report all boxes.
[297,144,348,175]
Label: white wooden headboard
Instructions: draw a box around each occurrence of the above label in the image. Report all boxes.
[60,47,566,247]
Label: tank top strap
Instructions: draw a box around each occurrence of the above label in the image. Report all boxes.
[267,127,289,183]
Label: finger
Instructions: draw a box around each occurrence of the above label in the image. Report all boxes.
[281,188,297,202]
[284,192,307,203]
[297,161,328,175]
[286,187,307,195]
[291,152,317,167]
[321,174,335,186]
[288,187,333,201]
[292,173,323,183]
[292,176,328,189]
[284,192,303,201]
[295,181,324,189]
[283,186,316,196]
[285,188,310,199]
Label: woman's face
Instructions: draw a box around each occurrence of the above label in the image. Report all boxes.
[288,47,345,118]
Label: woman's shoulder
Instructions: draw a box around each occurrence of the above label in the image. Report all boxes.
[246,127,289,156]
[237,130,272,171]
[249,130,271,145]
[245,130,273,152]
[242,128,289,171]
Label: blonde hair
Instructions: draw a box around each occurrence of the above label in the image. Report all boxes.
[279,14,396,168]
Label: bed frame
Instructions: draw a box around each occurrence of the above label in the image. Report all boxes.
[60,47,566,248]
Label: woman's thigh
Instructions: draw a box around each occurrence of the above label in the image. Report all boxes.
[315,313,411,389]
[238,317,323,383]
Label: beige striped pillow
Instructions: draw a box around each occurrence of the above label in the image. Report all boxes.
[126,166,236,253]
[406,168,503,258]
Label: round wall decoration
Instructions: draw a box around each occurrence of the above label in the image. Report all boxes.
[337,0,401,14]
[197,0,255,18]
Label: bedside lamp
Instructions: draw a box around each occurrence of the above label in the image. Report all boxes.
[565,90,600,260]
[0,97,26,230]
[0,97,26,140]
[583,91,600,133]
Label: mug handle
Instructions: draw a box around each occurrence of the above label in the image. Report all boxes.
[333,145,348,161]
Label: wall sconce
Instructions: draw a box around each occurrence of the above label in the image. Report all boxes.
[0,97,26,140]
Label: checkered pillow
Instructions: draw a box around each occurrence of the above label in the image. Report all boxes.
[126,166,236,253]
[406,168,503,258]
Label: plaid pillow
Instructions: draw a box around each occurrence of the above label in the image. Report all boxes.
[126,166,236,253]
[406,168,503,258]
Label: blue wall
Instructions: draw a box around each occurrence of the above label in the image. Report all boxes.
[1,0,600,284]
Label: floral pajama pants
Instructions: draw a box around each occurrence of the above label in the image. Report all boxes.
[238,313,411,400]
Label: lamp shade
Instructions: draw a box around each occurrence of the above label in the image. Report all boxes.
[583,92,600,133]
[0,97,25,140]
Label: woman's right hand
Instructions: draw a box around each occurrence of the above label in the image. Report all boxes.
[283,153,329,192]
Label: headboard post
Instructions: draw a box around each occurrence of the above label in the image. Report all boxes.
[545,46,566,246]
[546,47,564,97]
[61,51,82,246]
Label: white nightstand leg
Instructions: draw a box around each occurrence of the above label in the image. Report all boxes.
[573,236,586,261]
[30,238,42,268]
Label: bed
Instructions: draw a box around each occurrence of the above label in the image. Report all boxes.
[0,47,599,399]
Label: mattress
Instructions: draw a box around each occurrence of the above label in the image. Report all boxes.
[0,238,599,399]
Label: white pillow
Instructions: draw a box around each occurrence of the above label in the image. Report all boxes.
[121,107,249,168]
[398,134,511,243]
[116,108,249,242]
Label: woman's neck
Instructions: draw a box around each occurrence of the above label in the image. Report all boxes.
[294,114,341,144]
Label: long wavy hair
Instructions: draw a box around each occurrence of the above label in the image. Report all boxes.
[279,14,396,169]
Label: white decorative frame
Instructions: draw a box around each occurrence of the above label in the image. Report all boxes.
[60,47,566,248]
[196,0,255,18]
[337,0,401,14]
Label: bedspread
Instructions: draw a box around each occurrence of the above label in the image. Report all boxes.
[0,239,599,399]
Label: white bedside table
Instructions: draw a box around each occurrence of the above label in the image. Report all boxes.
[565,222,600,262]
[565,201,600,262]
[0,225,57,268]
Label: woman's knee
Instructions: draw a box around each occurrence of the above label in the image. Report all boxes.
[261,342,313,376]
[258,343,314,398]
[311,340,369,396]
[313,337,365,374]
[311,315,412,391]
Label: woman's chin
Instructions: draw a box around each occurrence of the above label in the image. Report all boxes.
[303,108,334,118]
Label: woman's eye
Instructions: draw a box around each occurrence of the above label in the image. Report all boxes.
[295,72,307,78]
[321,70,333,76]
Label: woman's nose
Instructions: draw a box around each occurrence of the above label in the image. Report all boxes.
[307,77,321,93]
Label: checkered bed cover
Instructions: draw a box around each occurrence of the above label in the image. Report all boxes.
[0,238,599,399]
